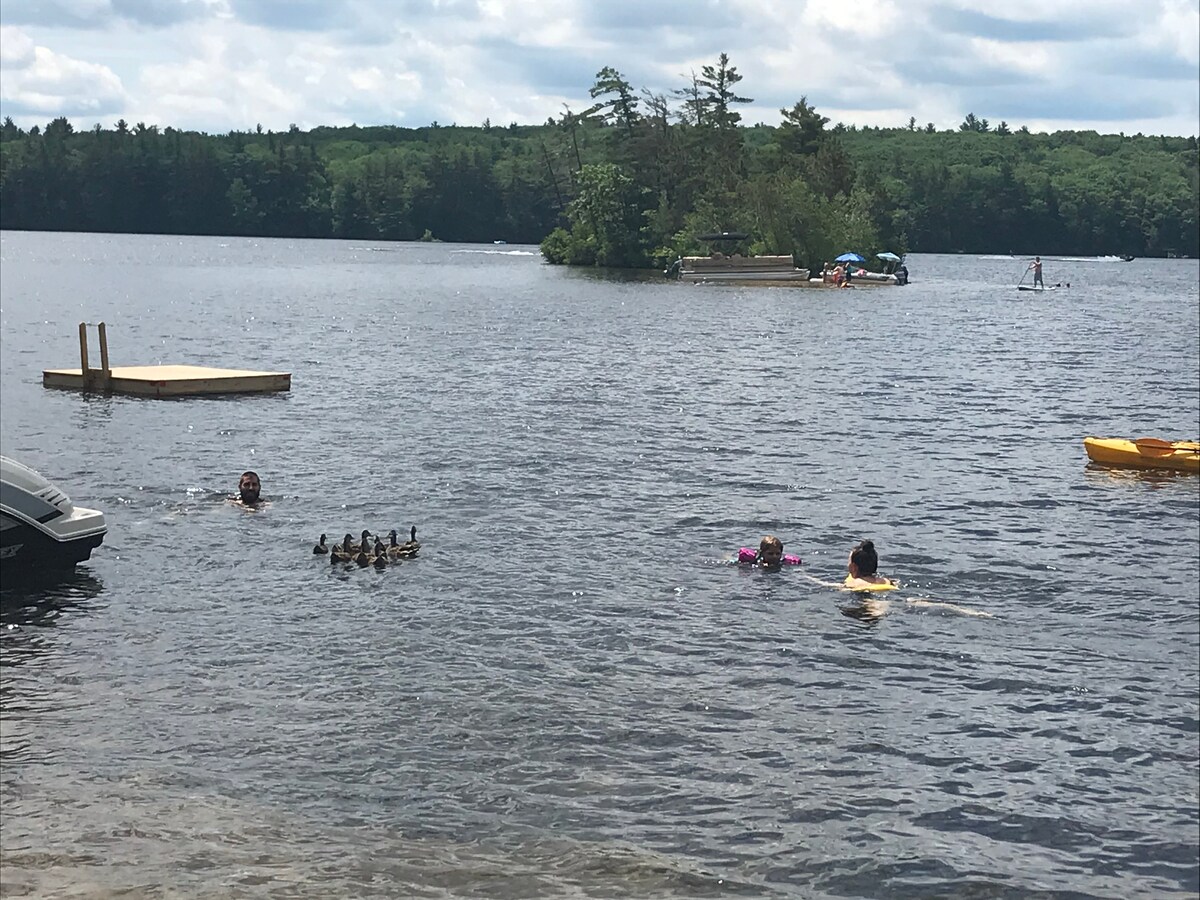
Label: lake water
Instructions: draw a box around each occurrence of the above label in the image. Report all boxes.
[1,232,1197,899]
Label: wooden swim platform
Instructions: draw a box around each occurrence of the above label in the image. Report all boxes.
[43,323,291,397]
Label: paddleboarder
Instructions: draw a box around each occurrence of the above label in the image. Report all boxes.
[1028,256,1044,288]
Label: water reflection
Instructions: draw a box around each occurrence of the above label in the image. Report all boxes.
[839,596,891,624]
[0,568,105,643]
[562,266,664,284]
[0,570,105,764]
[70,391,116,427]
[1083,463,1199,489]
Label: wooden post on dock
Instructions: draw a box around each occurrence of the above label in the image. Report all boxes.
[78,322,91,389]
[77,322,112,391]
[97,322,111,391]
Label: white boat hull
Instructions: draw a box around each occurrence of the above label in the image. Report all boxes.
[1,456,106,575]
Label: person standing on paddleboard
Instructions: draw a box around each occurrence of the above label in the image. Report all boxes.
[1028,256,1044,288]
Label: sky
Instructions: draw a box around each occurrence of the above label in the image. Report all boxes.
[1,0,1198,137]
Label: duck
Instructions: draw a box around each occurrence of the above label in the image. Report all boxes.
[386,529,405,559]
[373,541,389,569]
[353,535,373,567]
[312,534,329,555]
[331,534,354,564]
[388,526,420,559]
[398,525,421,555]
[346,529,371,553]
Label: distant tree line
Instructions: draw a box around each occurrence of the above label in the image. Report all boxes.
[1,56,1196,268]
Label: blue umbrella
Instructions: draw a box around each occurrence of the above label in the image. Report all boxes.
[835,252,865,263]
[876,251,902,262]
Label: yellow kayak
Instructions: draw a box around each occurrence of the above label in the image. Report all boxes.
[1083,437,1200,473]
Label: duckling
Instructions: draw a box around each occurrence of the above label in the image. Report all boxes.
[373,543,389,569]
[313,534,329,555]
[354,540,372,567]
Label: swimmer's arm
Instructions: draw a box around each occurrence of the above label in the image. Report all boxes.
[905,597,994,618]
[800,572,846,590]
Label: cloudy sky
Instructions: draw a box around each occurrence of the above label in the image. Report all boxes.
[1,0,1197,136]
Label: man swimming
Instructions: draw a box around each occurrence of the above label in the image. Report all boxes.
[229,470,265,508]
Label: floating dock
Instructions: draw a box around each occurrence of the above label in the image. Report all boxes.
[43,323,291,397]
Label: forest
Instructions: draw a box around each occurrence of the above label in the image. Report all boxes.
[1,53,1196,270]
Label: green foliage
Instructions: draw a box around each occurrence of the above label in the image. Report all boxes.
[779,97,828,157]
[0,57,1194,261]
[960,113,990,133]
[587,67,640,133]
[541,163,649,267]
[540,226,597,265]
[698,52,753,130]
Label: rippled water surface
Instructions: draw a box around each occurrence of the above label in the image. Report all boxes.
[2,232,1198,899]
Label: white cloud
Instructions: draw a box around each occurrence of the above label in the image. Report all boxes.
[0,25,37,69]
[0,26,126,118]
[967,37,1055,78]
[0,0,1195,136]
[804,0,902,36]
[138,33,299,129]
[1152,0,1200,65]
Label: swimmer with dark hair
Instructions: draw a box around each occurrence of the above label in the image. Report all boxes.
[227,470,269,509]
[844,539,895,592]
[803,539,993,619]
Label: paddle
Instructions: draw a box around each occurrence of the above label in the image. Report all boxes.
[1016,265,1029,288]
[1134,437,1200,455]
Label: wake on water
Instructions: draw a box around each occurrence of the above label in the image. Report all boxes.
[979,254,1127,262]
[345,246,538,257]
[452,248,539,256]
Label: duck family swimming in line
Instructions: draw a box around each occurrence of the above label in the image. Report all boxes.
[312,526,420,568]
